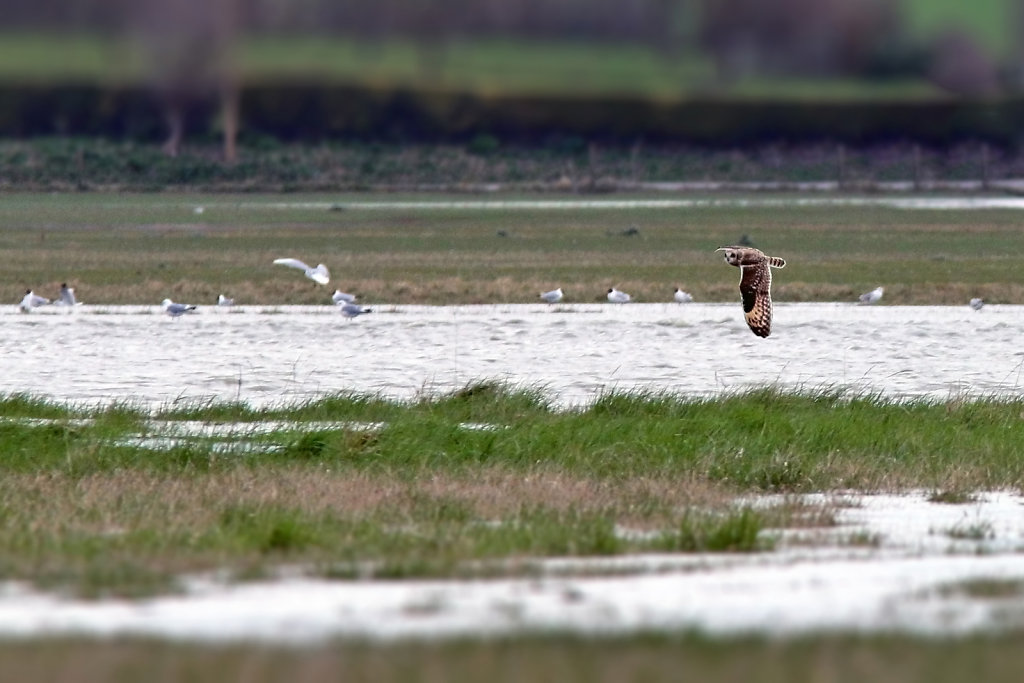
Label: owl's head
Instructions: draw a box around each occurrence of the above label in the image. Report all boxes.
[716,247,743,266]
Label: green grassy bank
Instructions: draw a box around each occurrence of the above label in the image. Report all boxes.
[0,386,1022,596]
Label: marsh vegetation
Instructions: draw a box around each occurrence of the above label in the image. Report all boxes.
[0,386,1021,597]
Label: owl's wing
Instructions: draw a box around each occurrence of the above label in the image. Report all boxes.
[739,263,773,338]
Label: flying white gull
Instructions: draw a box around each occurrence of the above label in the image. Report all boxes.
[217,294,235,307]
[607,287,631,303]
[673,287,693,303]
[858,287,884,305]
[331,289,356,304]
[339,303,372,318]
[969,297,984,311]
[55,283,78,307]
[162,298,197,317]
[540,287,563,304]
[273,258,330,285]
[18,290,49,313]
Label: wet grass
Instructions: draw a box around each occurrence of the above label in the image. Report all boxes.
[6,633,1024,683]
[1,385,1024,595]
[2,190,1024,305]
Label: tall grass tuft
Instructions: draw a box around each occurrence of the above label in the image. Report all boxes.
[421,381,553,423]
[0,393,79,419]
[658,508,770,553]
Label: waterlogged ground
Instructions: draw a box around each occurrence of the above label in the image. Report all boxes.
[2,302,1020,409]
[4,491,1024,641]
[4,302,1024,641]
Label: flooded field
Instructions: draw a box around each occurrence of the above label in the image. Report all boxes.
[2,302,1020,409]
[4,491,1024,641]
[5,193,1024,645]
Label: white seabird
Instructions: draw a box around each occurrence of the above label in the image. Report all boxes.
[162,298,197,317]
[970,297,984,311]
[607,287,631,303]
[18,290,50,313]
[339,303,372,318]
[273,258,330,285]
[858,286,884,305]
[217,294,235,307]
[540,287,563,304]
[673,287,693,303]
[55,283,78,307]
[331,289,356,304]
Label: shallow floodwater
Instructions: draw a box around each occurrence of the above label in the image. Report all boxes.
[2,303,1020,408]
[4,491,1024,641]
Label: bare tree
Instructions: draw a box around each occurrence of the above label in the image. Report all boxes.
[130,0,240,161]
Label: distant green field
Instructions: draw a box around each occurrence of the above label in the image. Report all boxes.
[0,192,1018,306]
[0,32,941,99]
[0,1,1013,97]
[904,0,1012,56]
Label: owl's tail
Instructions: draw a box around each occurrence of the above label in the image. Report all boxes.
[767,256,786,269]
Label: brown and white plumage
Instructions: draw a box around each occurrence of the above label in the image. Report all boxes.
[715,246,786,338]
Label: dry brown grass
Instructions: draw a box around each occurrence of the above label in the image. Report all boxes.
[2,468,741,534]
[7,634,1024,683]
[0,466,782,588]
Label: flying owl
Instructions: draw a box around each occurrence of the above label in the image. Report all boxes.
[715,246,787,338]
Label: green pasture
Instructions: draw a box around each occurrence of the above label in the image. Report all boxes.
[0,32,713,95]
[0,192,1018,305]
[904,0,1012,57]
[0,30,962,98]
[0,0,1013,105]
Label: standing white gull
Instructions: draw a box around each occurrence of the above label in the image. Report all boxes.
[273,258,330,285]
[607,287,631,303]
[969,297,984,311]
[859,287,884,304]
[162,298,197,317]
[338,303,372,318]
[55,283,78,307]
[217,294,235,307]
[540,287,563,304]
[673,287,693,303]
[331,289,356,304]
[18,290,50,313]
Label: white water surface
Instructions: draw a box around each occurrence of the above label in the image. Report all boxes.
[171,195,1024,211]
[1,303,1020,409]
[251,196,1024,211]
